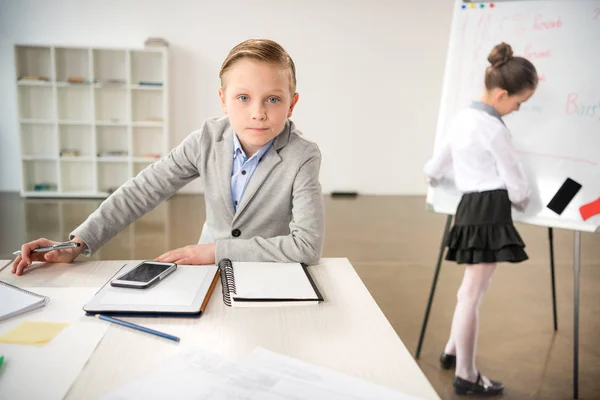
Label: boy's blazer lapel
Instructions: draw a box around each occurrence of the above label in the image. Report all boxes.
[215,128,235,219]
[233,122,290,220]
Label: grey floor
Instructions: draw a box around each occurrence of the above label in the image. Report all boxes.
[1,192,599,399]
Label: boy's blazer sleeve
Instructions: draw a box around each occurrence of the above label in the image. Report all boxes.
[70,127,205,254]
[215,142,324,265]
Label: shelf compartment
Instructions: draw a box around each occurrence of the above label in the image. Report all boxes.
[21,123,57,157]
[59,124,93,157]
[93,49,127,84]
[132,126,164,158]
[18,85,54,119]
[15,45,52,82]
[132,90,163,123]
[94,86,127,123]
[60,159,95,193]
[22,159,58,193]
[55,47,91,83]
[57,85,92,121]
[130,50,163,85]
[97,125,128,157]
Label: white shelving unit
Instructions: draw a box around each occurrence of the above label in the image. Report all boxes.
[15,44,169,198]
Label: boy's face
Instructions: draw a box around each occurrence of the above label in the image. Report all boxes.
[219,59,299,157]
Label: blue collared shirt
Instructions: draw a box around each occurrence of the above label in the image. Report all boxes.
[231,134,273,212]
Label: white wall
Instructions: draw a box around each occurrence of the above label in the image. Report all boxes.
[0,0,453,194]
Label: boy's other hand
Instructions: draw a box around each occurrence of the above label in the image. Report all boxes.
[155,244,216,265]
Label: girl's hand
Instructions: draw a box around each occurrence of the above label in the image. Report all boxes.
[12,237,86,276]
[155,244,216,265]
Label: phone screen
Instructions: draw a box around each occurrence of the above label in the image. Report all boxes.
[118,263,172,283]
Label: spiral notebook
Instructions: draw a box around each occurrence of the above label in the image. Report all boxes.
[0,281,50,322]
[218,259,323,307]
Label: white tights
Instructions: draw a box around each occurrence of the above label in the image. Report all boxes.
[444,263,497,383]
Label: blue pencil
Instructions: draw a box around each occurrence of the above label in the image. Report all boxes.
[95,314,180,342]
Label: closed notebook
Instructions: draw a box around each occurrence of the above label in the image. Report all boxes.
[218,259,324,307]
[83,264,219,316]
[0,281,49,322]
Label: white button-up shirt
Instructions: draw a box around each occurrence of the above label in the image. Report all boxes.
[424,105,531,211]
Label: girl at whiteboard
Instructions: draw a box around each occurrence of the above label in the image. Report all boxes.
[424,42,537,396]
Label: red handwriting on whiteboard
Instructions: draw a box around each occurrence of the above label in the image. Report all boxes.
[524,43,551,59]
[594,8,600,20]
[566,93,600,119]
[533,14,562,29]
[538,74,547,83]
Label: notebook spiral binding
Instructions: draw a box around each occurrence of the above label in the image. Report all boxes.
[0,281,49,301]
[218,258,236,307]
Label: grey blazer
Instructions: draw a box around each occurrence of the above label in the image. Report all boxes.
[71,117,324,265]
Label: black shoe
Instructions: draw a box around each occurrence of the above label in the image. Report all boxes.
[440,352,456,369]
[453,372,504,396]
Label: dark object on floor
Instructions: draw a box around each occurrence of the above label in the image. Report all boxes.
[331,191,358,198]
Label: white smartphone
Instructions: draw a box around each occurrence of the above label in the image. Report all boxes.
[110,261,177,289]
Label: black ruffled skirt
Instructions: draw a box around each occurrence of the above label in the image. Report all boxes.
[445,189,528,264]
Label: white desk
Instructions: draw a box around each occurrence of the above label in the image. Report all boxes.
[0,258,439,400]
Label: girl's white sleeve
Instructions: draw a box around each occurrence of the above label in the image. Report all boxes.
[488,127,531,211]
[423,138,452,187]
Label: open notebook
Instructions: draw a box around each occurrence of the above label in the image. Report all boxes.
[218,259,323,307]
[0,282,49,322]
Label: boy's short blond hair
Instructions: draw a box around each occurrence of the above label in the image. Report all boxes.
[219,39,297,97]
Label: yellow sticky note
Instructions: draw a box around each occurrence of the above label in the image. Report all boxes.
[0,321,69,344]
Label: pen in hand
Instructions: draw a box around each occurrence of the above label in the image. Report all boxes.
[13,242,81,256]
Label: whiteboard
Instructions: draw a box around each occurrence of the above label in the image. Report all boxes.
[427,0,600,233]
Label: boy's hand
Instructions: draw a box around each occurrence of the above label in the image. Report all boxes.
[12,237,86,276]
[155,244,216,265]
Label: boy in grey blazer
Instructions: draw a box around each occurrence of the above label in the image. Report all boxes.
[12,39,324,275]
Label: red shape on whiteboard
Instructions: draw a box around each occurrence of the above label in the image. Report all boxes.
[580,198,600,221]
[490,3,495,7]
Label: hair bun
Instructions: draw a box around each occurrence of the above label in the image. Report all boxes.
[488,42,514,68]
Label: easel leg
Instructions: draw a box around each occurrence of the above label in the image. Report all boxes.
[416,214,453,359]
[573,231,581,399]
[548,228,558,331]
